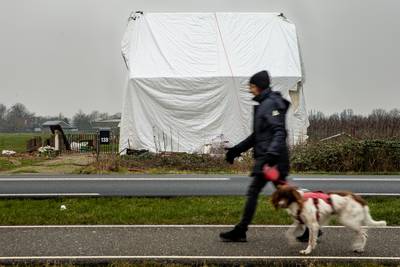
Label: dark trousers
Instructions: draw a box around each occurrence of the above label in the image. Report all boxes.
[236,174,286,231]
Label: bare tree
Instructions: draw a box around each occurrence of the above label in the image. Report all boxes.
[4,103,35,132]
[308,109,400,140]
[0,104,6,131]
[72,110,92,130]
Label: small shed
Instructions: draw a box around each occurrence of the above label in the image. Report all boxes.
[42,120,77,132]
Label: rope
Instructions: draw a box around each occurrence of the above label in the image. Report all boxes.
[214,13,247,136]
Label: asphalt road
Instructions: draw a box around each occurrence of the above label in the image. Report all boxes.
[0,225,398,264]
[0,174,399,197]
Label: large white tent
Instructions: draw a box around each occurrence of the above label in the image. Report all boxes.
[120,12,309,153]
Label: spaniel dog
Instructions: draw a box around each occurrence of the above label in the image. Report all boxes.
[271,185,386,255]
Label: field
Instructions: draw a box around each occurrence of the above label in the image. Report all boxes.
[0,132,38,152]
[0,196,395,225]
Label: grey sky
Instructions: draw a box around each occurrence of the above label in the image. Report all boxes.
[1,0,399,118]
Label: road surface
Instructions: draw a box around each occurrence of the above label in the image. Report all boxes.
[0,225,398,264]
[0,174,399,197]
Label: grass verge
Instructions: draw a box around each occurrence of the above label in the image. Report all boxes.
[0,154,94,174]
[108,263,400,267]
[0,155,44,172]
[0,196,395,225]
[1,262,396,267]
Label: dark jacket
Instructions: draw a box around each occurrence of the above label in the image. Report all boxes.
[234,89,290,177]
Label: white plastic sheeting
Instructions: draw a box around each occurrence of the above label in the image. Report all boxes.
[120,12,309,153]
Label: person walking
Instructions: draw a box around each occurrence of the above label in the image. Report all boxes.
[219,70,291,242]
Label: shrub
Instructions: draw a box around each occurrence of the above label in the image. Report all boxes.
[84,139,400,174]
[291,139,400,173]
[119,152,251,173]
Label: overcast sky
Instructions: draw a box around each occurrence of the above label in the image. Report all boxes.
[1,0,399,117]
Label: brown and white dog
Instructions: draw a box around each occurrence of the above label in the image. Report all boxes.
[271,185,386,255]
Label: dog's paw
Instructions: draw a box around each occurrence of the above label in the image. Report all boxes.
[299,249,312,255]
[353,248,364,253]
[352,243,365,253]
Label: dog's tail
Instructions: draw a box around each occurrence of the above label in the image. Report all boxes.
[363,206,387,226]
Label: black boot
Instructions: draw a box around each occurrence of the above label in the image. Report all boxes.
[219,226,247,242]
[296,227,323,243]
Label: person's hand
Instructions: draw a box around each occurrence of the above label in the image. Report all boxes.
[263,165,280,181]
[264,153,279,167]
[225,147,240,164]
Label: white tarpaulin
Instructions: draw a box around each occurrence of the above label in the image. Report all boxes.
[120,12,309,153]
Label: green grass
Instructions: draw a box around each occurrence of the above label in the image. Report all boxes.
[1,263,397,267]
[130,264,394,267]
[0,196,395,225]
[0,157,15,170]
[0,133,38,153]
[2,263,396,267]
[109,263,398,267]
[11,168,40,173]
[0,156,44,171]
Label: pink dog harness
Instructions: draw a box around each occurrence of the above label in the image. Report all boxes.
[303,192,332,204]
[297,191,335,223]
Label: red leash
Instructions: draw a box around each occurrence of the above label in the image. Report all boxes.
[263,165,288,186]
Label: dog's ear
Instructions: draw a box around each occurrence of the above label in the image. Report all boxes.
[275,184,284,190]
[271,190,280,210]
[290,187,303,207]
[292,189,302,201]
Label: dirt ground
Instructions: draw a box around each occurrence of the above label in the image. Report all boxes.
[0,154,95,174]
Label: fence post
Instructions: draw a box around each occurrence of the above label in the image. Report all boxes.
[96,130,100,161]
